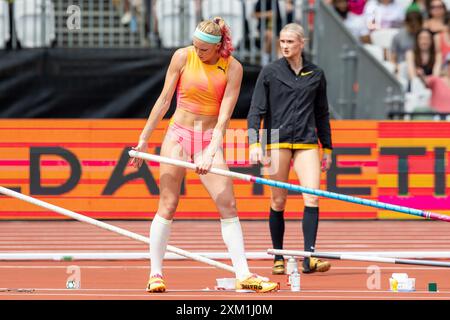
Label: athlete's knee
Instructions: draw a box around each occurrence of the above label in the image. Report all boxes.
[158,195,179,216]
[303,194,319,207]
[216,196,237,215]
[271,195,287,211]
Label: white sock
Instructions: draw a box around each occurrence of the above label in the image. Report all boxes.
[220,217,251,280]
[149,214,172,277]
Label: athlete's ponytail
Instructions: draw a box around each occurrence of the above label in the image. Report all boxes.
[213,17,234,59]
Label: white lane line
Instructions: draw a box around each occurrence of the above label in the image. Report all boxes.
[0,265,449,271]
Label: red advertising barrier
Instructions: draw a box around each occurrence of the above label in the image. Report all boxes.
[0,120,448,220]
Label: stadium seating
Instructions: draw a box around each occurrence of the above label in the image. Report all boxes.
[155,0,197,48]
[370,28,399,61]
[404,77,432,112]
[14,0,55,48]
[0,0,9,49]
[244,0,259,38]
[364,43,384,62]
[201,0,244,48]
[369,28,399,49]
[396,0,413,11]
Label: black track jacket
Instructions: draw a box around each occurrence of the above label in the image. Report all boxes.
[247,57,332,153]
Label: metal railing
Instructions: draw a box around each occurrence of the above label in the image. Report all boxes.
[1,0,149,48]
[1,0,308,55]
[0,0,10,49]
[1,0,56,49]
[149,0,307,64]
[57,0,147,47]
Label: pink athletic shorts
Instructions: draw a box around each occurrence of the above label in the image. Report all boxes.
[166,121,213,159]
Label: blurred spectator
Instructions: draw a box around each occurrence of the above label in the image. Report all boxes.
[253,0,294,64]
[144,0,157,45]
[406,29,442,81]
[420,53,450,111]
[364,0,405,31]
[332,0,370,43]
[4,0,22,49]
[423,0,448,35]
[391,10,423,67]
[407,0,428,18]
[142,0,160,46]
[435,18,450,63]
[348,0,367,15]
[113,0,142,31]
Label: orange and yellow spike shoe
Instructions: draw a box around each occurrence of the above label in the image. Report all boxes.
[236,274,278,293]
[146,274,166,293]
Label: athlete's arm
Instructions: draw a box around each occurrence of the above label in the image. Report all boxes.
[130,48,187,168]
[314,72,333,172]
[247,65,269,164]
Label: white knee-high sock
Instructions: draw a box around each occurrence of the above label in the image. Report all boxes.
[150,214,172,277]
[221,217,251,280]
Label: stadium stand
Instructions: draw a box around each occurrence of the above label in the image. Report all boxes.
[14,0,55,47]
[0,0,9,49]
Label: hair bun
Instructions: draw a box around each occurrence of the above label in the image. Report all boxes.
[213,16,225,28]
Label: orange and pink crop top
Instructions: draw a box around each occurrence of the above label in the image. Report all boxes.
[177,46,230,116]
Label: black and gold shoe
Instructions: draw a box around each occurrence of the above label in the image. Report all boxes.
[272,259,285,275]
[302,257,331,274]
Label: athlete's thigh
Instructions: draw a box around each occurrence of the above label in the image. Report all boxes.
[194,148,235,205]
[266,148,293,199]
[292,148,321,189]
[158,133,188,197]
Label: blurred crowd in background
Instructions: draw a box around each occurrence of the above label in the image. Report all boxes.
[330,0,450,113]
[1,0,449,115]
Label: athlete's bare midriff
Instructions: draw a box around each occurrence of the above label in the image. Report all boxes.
[171,107,218,131]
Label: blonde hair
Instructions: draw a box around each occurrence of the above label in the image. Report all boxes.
[280,23,306,41]
[197,20,222,37]
[196,17,234,58]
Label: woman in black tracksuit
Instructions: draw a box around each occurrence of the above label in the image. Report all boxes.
[247,23,333,275]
